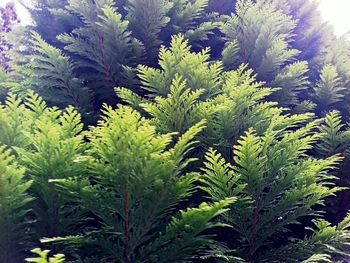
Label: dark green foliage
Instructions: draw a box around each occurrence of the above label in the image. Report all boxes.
[220,0,313,110]
[57,0,144,104]
[270,61,311,109]
[201,116,350,262]
[221,0,298,80]
[266,0,332,66]
[313,65,346,114]
[22,0,73,47]
[29,32,93,113]
[217,0,346,113]
[0,32,93,121]
[4,0,343,116]
[316,111,350,158]
[5,1,140,108]
[126,0,172,62]
[4,0,222,112]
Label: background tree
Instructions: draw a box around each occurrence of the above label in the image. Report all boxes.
[0,2,19,72]
[4,0,344,117]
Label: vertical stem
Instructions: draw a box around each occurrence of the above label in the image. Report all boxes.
[124,183,130,263]
[97,32,116,87]
[248,197,260,261]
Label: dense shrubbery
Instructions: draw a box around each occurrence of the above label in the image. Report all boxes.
[1,0,350,262]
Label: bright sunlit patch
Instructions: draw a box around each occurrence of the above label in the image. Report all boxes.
[1,0,31,25]
[318,0,350,36]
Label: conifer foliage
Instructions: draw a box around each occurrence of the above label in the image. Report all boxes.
[25,248,65,263]
[4,0,349,116]
[1,0,350,262]
[313,65,345,114]
[0,91,232,262]
[45,106,233,262]
[9,0,218,109]
[0,147,32,263]
[118,35,283,156]
[27,32,92,114]
[57,0,144,104]
[201,116,350,262]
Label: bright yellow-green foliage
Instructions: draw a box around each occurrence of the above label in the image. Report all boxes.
[25,248,65,263]
[118,35,285,156]
[0,91,234,262]
[41,104,233,262]
[0,91,86,240]
[0,147,32,263]
[138,34,223,96]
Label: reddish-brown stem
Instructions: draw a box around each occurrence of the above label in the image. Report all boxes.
[248,197,260,260]
[124,183,130,263]
[97,32,116,87]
